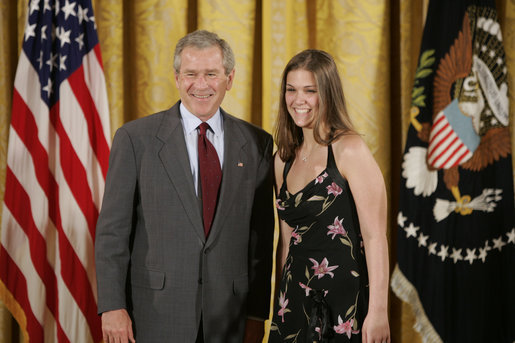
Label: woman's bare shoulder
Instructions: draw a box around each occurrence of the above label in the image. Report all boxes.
[331,133,370,158]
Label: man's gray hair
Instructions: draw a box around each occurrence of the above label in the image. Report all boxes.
[174,30,235,76]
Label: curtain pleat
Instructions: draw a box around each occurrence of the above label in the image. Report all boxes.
[317,0,391,187]
[262,0,309,133]
[199,0,256,122]
[93,0,126,135]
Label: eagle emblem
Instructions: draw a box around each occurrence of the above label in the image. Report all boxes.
[402,7,510,222]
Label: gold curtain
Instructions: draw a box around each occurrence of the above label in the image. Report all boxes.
[0,1,513,342]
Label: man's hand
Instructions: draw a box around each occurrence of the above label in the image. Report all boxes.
[243,319,264,343]
[101,309,135,343]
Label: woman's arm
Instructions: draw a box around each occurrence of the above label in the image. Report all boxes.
[334,135,390,343]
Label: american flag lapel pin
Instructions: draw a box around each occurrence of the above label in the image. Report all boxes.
[237,162,244,167]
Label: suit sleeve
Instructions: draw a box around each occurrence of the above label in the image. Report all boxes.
[95,127,137,314]
[246,133,275,319]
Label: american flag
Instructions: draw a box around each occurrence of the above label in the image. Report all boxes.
[392,0,514,341]
[0,0,110,342]
[426,98,480,169]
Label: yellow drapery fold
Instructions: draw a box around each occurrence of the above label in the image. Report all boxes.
[0,1,514,342]
[93,0,126,134]
[391,2,427,342]
[262,0,309,134]
[502,0,515,181]
[199,0,257,123]
[128,0,187,120]
[316,0,391,188]
[96,0,187,130]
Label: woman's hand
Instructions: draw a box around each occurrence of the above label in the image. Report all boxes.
[361,309,390,343]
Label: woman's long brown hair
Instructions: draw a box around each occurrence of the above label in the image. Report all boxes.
[275,49,356,162]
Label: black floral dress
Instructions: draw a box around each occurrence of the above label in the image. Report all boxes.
[269,145,369,343]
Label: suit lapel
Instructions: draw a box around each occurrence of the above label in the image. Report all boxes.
[157,103,205,242]
[207,111,248,245]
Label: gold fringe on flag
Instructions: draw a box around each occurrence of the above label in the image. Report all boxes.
[390,264,443,343]
[0,279,28,343]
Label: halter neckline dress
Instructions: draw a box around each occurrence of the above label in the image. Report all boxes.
[269,145,369,343]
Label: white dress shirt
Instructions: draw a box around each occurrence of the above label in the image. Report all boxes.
[180,102,224,195]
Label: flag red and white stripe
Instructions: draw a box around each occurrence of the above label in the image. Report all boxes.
[427,110,473,169]
[0,1,109,342]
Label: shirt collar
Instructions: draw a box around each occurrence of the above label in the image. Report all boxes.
[180,102,223,136]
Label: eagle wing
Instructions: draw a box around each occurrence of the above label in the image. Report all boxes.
[433,13,473,117]
[461,127,511,172]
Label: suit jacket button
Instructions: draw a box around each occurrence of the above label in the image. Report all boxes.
[198,278,202,284]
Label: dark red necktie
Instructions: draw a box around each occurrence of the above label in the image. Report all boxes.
[198,122,222,236]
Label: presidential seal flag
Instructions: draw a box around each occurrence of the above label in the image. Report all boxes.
[0,0,110,342]
[391,0,515,342]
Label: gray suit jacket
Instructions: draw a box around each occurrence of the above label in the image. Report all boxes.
[95,101,274,342]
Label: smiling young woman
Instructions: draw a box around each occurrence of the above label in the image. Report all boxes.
[269,49,391,343]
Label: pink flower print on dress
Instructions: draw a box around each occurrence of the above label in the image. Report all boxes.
[299,282,312,296]
[315,172,328,184]
[314,327,322,340]
[326,182,342,197]
[291,231,301,245]
[327,216,347,239]
[278,292,290,323]
[275,199,285,210]
[309,257,338,279]
[334,316,359,338]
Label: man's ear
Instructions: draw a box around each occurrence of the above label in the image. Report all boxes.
[226,69,235,90]
[174,71,180,88]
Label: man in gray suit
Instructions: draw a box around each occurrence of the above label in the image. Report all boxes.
[95,30,274,343]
